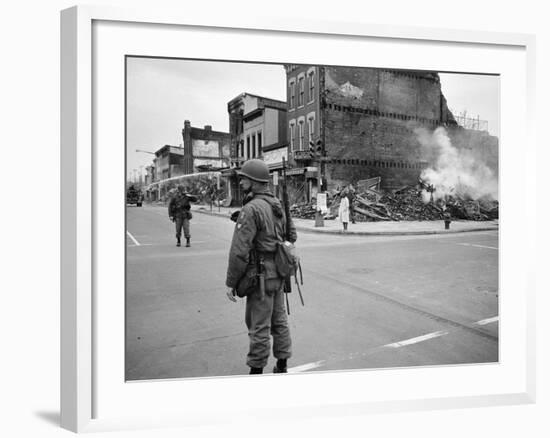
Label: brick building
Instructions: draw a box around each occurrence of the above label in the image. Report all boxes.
[224,93,288,205]
[284,65,498,199]
[153,144,186,181]
[181,120,231,174]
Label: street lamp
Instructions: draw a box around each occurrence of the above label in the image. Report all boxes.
[135,149,156,155]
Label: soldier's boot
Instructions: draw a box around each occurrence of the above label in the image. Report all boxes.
[249,367,263,375]
[273,358,287,374]
[185,237,190,247]
[176,237,181,247]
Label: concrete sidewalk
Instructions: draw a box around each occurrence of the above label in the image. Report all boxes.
[192,204,499,236]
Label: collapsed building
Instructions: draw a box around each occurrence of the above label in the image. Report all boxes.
[284,65,498,203]
[145,120,231,202]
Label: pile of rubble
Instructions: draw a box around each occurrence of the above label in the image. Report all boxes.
[289,185,499,222]
[289,202,318,220]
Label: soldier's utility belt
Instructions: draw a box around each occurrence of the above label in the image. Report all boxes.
[255,250,276,261]
[235,250,278,299]
[174,209,193,220]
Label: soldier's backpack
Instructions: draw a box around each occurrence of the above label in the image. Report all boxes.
[274,240,299,278]
[256,195,305,306]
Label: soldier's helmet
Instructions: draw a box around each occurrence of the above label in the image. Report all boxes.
[238,159,269,183]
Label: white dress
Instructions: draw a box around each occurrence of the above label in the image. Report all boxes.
[338,196,350,223]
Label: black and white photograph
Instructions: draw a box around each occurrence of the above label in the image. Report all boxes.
[4,0,547,434]
[125,57,499,381]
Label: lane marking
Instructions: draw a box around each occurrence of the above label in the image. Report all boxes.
[288,361,326,373]
[383,330,448,348]
[128,240,209,248]
[289,331,450,372]
[457,243,498,250]
[475,316,499,326]
[126,231,140,246]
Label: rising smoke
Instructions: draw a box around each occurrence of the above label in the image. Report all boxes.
[415,127,498,202]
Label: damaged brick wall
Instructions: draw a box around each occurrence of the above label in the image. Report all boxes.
[321,67,495,192]
[323,108,430,190]
[324,68,452,122]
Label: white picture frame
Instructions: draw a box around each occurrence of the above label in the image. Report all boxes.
[60,5,536,433]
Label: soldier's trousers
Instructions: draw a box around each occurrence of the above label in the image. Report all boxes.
[245,282,292,369]
[174,216,190,239]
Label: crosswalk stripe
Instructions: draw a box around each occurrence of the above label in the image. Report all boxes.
[126,231,140,246]
[457,243,498,250]
[475,316,499,326]
[383,330,448,348]
[288,361,325,373]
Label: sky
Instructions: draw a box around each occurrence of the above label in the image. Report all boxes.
[126,57,499,181]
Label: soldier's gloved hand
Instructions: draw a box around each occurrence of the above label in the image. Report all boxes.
[226,287,237,302]
[230,210,240,222]
[170,216,175,222]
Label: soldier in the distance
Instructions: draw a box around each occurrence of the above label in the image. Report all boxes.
[168,185,198,247]
[225,159,297,375]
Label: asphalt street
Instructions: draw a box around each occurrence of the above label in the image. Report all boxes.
[126,204,498,381]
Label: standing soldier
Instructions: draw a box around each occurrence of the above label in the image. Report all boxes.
[225,159,297,375]
[168,185,198,247]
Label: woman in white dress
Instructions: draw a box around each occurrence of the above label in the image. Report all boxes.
[338,192,350,231]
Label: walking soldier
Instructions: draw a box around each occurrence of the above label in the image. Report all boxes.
[225,159,297,375]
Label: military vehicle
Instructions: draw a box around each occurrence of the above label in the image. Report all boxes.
[126,185,143,207]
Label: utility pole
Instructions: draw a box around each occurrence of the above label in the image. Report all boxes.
[309,138,324,227]
[316,65,327,228]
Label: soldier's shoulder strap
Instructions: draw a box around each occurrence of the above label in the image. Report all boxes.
[252,194,287,239]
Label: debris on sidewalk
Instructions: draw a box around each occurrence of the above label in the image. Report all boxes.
[289,179,499,222]
[289,202,319,220]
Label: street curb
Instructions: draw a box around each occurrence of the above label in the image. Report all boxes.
[193,208,499,236]
[194,208,231,218]
[294,226,499,236]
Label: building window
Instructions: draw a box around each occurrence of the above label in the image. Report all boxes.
[307,112,315,145]
[246,135,251,159]
[235,110,243,135]
[298,77,305,106]
[257,131,262,155]
[298,120,304,149]
[308,69,315,103]
[289,121,296,152]
[252,135,256,158]
[289,79,296,109]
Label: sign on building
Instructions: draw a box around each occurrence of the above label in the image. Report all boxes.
[317,192,328,214]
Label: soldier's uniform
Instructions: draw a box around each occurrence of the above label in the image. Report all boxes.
[226,190,297,372]
[168,188,197,247]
